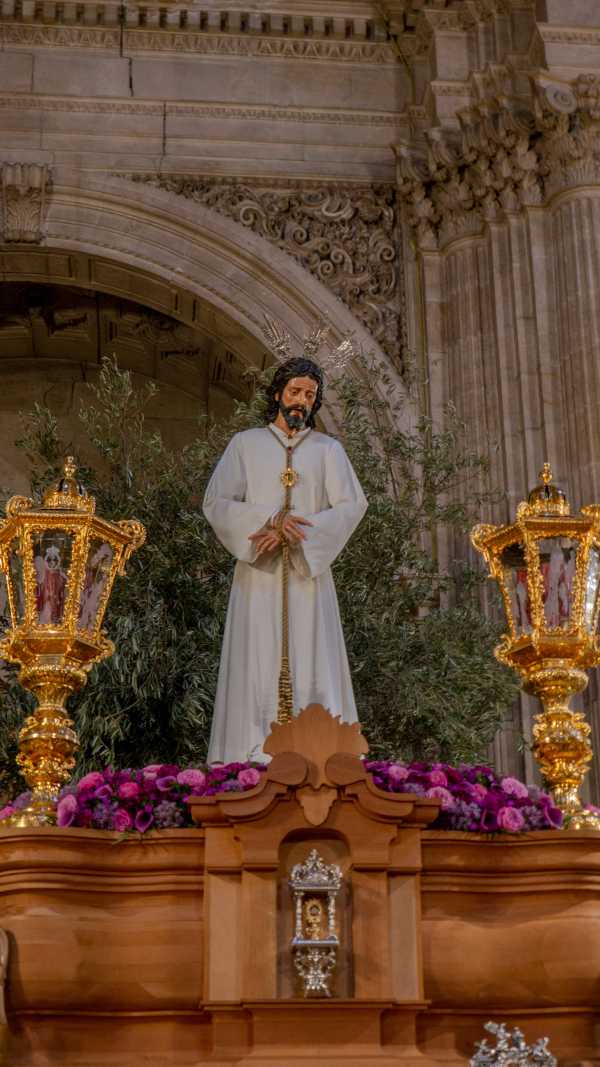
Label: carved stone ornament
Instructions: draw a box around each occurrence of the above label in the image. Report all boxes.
[127,175,405,367]
[1,163,51,244]
[395,72,600,250]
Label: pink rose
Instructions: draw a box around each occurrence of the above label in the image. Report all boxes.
[177,769,207,792]
[118,781,140,799]
[0,805,15,821]
[237,767,261,789]
[425,786,455,810]
[387,764,409,783]
[76,771,104,793]
[497,806,526,832]
[500,777,529,800]
[428,769,448,787]
[470,783,488,803]
[57,794,78,827]
[113,808,132,832]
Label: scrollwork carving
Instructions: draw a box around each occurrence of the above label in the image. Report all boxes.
[396,73,600,249]
[1,163,51,244]
[128,176,404,367]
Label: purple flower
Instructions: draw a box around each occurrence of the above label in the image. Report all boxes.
[177,769,206,792]
[544,805,563,828]
[500,777,530,800]
[134,809,154,833]
[118,781,140,799]
[237,767,261,789]
[387,764,410,784]
[156,775,177,792]
[94,784,113,800]
[0,805,15,821]
[497,806,526,832]
[428,769,448,787]
[57,794,78,827]
[76,771,104,793]
[425,786,455,810]
[469,783,488,803]
[113,808,132,832]
[154,800,185,828]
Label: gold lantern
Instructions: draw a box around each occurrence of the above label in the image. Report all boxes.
[0,458,145,826]
[471,464,600,829]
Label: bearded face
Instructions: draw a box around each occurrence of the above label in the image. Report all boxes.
[276,375,319,431]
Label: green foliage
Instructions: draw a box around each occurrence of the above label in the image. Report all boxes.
[0,352,517,789]
[329,357,518,761]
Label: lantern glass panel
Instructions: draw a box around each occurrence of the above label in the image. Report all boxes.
[78,539,114,632]
[32,530,73,626]
[537,537,578,629]
[500,542,531,634]
[9,537,25,624]
[583,545,600,630]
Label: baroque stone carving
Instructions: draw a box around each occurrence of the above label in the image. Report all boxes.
[129,175,404,365]
[1,163,51,244]
[396,73,600,250]
[125,30,395,63]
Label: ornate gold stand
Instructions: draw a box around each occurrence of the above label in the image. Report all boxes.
[10,664,85,826]
[0,459,145,825]
[472,465,600,829]
[526,663,599,829]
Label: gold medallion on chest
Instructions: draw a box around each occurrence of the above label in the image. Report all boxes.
[281,468,299,489]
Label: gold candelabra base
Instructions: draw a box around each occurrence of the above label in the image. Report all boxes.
[7,662,84,827]
[527,661,600,830]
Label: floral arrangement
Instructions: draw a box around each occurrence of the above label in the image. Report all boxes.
[0,762,266,833]
[0,759,564,834]
[365,760,564,833]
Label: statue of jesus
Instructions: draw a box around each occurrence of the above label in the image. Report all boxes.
[203,356,367,763]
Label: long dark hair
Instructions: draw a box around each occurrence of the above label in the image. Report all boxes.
[264,357,324,428]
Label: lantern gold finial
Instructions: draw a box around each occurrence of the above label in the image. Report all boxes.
[521,462,569,518]
[41,455,95,513]
[541,462,552,485]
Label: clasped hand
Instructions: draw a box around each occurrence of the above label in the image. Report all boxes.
[248,512,313,557]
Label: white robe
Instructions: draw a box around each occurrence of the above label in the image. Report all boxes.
[203,424,368,763]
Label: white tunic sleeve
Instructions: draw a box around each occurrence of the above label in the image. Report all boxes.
[203,436,271,564]
[294,439,367,578]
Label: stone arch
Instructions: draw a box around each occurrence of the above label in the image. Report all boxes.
[45,171,398,385]
[0,169,409,488]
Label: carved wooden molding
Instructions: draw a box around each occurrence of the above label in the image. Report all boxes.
[189,704,440,834]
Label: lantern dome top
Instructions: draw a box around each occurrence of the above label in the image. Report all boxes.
[523,463,569,517]
[41,457,95,514]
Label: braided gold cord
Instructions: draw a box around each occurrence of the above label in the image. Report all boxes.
[277,444,294,723]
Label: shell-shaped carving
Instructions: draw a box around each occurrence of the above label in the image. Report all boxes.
[264,704,368,789]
